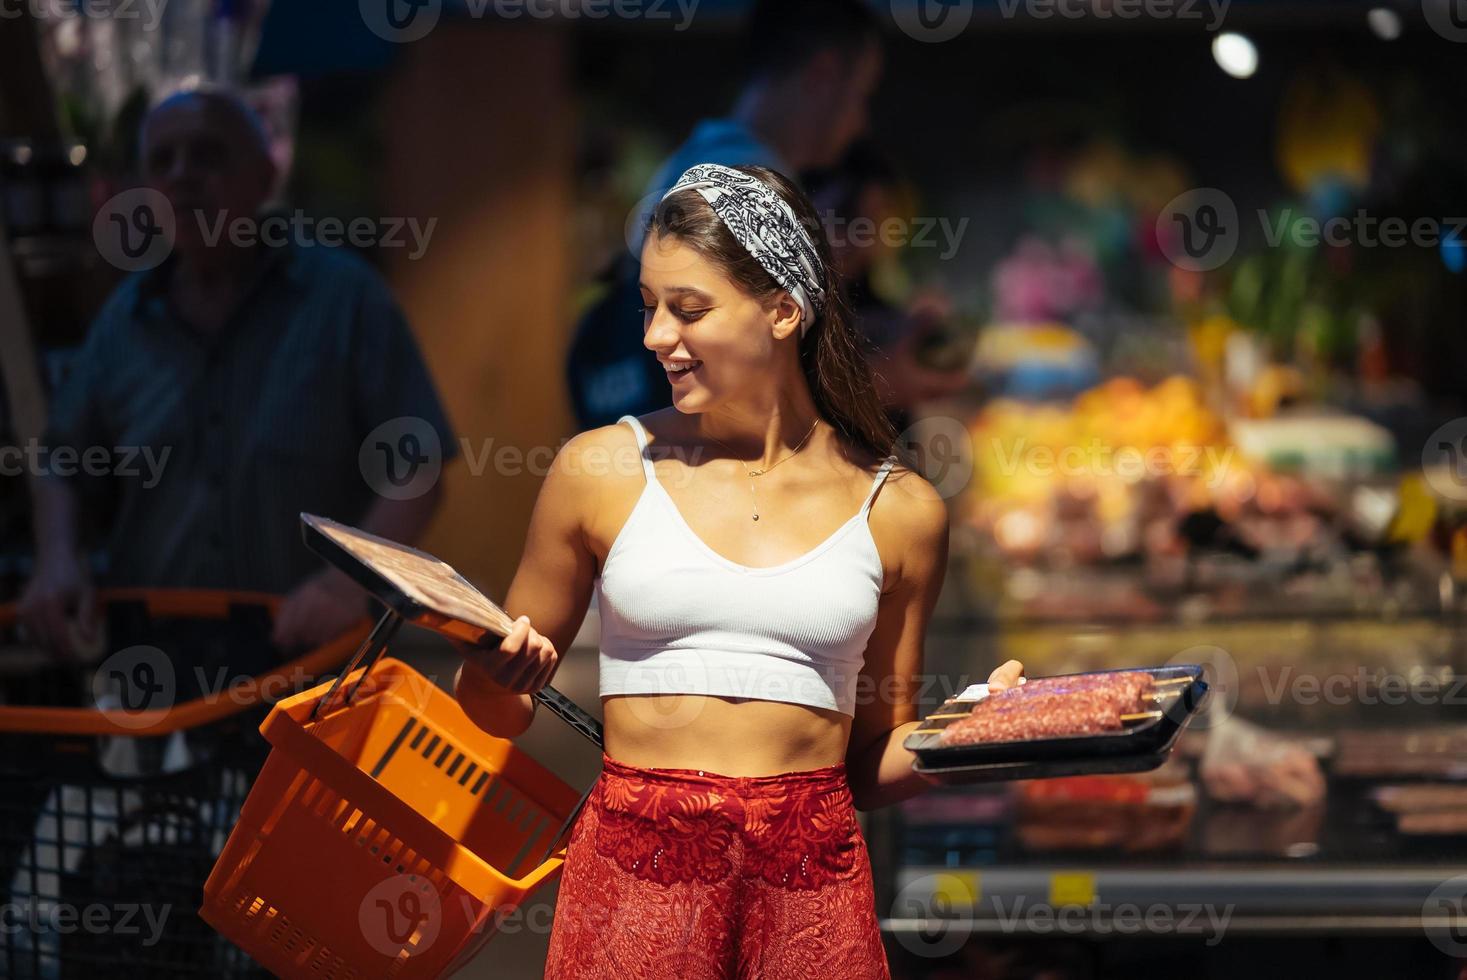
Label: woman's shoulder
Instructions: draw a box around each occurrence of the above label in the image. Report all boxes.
[864,449,947,539]
[550,417,648,492]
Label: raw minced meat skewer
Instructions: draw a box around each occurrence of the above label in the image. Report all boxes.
[936,671,1157,747]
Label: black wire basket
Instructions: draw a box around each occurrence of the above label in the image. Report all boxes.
[0,590,368,979]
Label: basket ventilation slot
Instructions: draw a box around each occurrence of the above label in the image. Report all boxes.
[232,889,358,980]
[371,718,510,806]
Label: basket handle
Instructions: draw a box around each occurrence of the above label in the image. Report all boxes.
[532,685,603,748]
[524,688,603,870]
[303,607,608,870]
[308,606,403,721]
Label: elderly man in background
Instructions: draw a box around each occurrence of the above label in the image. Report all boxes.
[19,88,456,659]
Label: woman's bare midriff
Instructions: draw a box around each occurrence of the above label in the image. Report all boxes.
[602,693,853,776]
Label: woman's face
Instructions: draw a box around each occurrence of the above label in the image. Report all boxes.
[639,231,799,411]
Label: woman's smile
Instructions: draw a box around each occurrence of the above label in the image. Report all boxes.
[663,358,704,383]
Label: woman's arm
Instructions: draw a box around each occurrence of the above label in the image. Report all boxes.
[455,429,603,739]
[845,470,1022,811]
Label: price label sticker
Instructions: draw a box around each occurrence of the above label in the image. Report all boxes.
[1048,871,1096,907]
[931,871,980,908]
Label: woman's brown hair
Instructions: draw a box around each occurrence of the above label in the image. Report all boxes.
[649,165,899,464]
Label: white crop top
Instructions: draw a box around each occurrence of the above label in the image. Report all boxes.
[596,414,897,717]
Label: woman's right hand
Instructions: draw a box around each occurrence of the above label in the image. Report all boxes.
[457,614,559,695]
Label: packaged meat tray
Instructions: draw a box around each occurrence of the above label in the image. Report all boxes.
[905,665,1209,783]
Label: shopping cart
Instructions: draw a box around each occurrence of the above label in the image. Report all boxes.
[0,589,369,980]
[199,597,606,980]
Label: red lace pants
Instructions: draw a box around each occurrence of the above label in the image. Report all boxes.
[543,753,891,979]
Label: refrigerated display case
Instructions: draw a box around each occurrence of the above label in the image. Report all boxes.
[872,576,1467,978]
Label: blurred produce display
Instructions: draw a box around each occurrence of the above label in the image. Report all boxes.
[961,375,1330,567]
[933,350,1467,625]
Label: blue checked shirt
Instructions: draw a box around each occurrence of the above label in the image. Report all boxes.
[43,242,458,593]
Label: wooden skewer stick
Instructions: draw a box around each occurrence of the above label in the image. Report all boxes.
[1121,710,1163,723]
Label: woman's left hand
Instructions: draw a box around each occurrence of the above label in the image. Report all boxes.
[987,659,1025,692]
[912,659,1027,792]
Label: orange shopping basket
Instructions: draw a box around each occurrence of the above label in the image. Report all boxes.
[0,589,369,980]
[199,603,603,979]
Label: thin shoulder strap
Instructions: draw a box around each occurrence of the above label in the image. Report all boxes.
[859,454,899,516]
[617,415,658,485]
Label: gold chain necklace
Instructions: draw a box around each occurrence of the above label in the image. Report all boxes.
[702,417,820,522]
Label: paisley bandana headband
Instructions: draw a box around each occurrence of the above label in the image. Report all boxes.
[660,163,827,336]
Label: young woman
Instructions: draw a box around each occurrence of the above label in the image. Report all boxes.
[455,163,1024,978]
